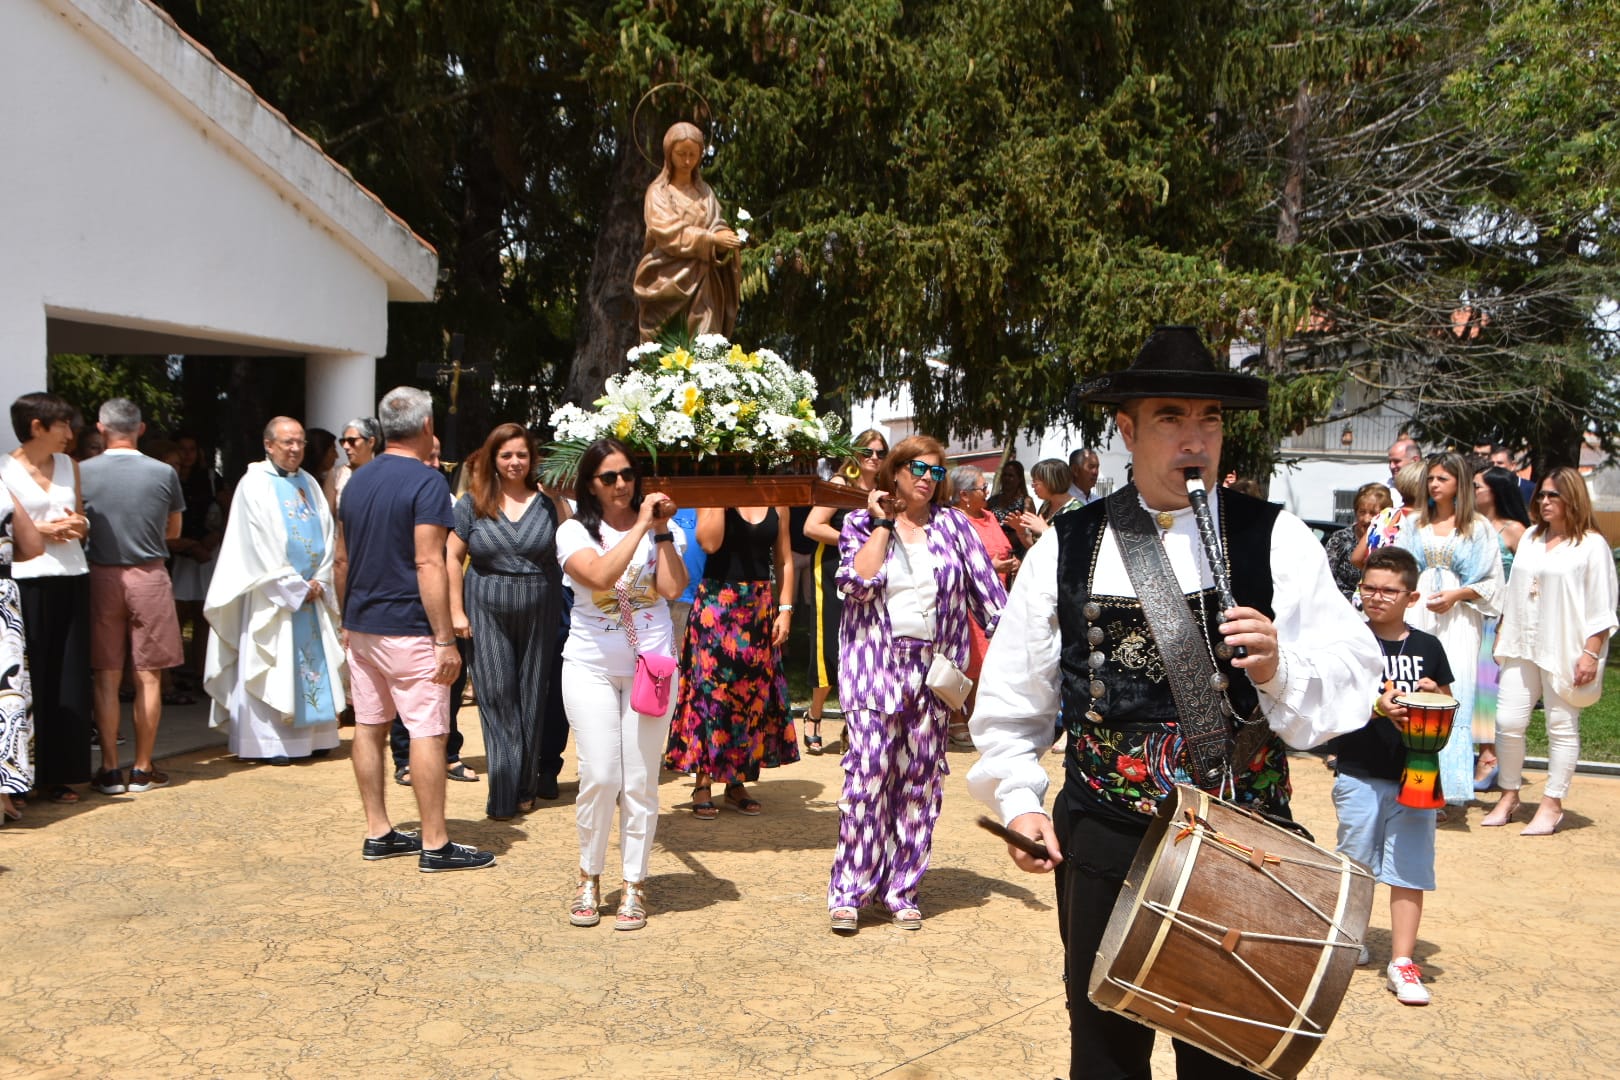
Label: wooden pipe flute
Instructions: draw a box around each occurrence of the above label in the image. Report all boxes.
[1184,467,1247,660]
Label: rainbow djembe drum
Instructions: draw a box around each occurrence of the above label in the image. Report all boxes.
[1391,692,1459,808]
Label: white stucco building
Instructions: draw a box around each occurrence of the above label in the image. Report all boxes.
[0,0,437,448]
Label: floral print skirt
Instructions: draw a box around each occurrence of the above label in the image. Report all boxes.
[664,579,798,783]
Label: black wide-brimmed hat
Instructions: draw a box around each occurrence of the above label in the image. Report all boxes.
[1075,326,1269,411]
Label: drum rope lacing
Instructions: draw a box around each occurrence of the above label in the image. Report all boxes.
[1173,811,1370,940]
[1117,810,1372,1031]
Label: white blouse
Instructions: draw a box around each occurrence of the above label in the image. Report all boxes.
[1496,529,1618,706]
[2,452,88,578]
[885,535,938,641]
[967,497,1383,825]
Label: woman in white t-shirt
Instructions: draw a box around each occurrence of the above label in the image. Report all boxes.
[3,392,92,803]
[555,438,687,931]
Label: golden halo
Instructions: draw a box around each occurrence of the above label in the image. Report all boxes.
[631,82,716,170]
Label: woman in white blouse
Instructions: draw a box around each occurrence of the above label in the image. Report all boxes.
[1482,468,1617,835]
[3,393,93,802]
[554,438,686,931]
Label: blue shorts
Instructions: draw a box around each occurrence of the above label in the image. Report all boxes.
[1332,772,1436,891]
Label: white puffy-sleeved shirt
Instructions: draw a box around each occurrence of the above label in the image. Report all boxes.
[967,495,1385,825]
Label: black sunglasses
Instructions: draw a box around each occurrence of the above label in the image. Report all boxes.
[339,436,365,446]
[595,468,637,487]
[903,460,947,483]
[854,447,887,460]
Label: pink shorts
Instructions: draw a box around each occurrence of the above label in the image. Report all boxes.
[345,631,450,737]
[89,561,184,672]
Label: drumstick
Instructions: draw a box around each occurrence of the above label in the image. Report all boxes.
[977,816,1053,862]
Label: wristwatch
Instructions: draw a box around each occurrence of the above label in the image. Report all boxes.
[652,531,675,544]
[870,517,897,531]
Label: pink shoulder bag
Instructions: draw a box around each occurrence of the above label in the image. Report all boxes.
[614,562,677,718]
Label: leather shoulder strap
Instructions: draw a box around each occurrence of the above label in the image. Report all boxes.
[1104,486,1232,788]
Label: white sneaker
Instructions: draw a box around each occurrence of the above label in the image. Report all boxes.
[1387,958,1430,1005]
[1358,943,1370,966]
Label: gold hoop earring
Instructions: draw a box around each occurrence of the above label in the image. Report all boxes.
[843,463,860,481]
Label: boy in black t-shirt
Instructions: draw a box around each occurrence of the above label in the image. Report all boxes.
[1331,546,1453,1006]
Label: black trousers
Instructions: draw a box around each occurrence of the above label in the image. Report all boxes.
[1053,791,1253,1080]
[19,575,92,787]
[536,591,571,779]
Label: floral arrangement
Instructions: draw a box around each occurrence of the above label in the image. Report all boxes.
[544,332,849,483]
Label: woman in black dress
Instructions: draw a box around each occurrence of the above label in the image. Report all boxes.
[447,423,568,819]
[800,429,887,752]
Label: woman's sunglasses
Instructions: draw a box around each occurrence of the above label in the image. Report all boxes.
[902,460,947,483]
[854,447,887,460]
[339,436,366,446]
[595,468,637,486]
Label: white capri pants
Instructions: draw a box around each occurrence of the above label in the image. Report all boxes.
[561,658,672,882]
[1495,658,1583,800]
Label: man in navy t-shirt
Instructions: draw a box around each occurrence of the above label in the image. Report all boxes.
[337,387,494,873]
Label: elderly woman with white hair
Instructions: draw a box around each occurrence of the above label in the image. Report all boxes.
[326,416,384,514]
[943,464,1018,750]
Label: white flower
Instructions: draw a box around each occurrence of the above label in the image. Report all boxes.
[694,333,732,353]
[711,401,740,430]
[626,341,663,363]
[656,410,697,444]
[736,228,750,244]
[549,403,604,442]
[735,207,753,223]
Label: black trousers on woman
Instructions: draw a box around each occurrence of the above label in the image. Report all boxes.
[1053,790,1253,1080]
[19,575,92,787]
[466,568,559,818]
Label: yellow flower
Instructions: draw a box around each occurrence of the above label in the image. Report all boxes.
[659,347,693,371]
[727,343,747,365]
[682,386,702,415]
[796,398,813,416]
[737,402,758,420]
[614,414,634,439]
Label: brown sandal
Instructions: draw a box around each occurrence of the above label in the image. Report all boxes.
[691,783,718,821]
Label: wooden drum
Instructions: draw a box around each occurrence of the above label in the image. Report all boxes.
[1089,785,1374,1079]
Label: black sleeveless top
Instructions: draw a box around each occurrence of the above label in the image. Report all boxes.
[1053,488,1293,824]
[703,508,777,583]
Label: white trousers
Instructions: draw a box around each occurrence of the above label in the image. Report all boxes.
[1495,659,1583,799]
[561,659,670,881]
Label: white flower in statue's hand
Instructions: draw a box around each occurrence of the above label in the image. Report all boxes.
[735,228,750,244]
[735,207,752,223]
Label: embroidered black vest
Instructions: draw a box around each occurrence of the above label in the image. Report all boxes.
[1054,487,1291,823]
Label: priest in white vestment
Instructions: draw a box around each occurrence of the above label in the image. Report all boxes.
[203,417,344,762]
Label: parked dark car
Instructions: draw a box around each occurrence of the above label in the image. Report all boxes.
[1303,519,1348,546]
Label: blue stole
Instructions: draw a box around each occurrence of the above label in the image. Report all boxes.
[273,471,337,727]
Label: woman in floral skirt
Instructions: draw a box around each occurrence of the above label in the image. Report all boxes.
[665,505,798,817]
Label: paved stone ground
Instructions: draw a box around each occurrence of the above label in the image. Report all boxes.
[3,715,1617,1079]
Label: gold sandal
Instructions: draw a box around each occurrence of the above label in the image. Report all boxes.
[570,872,602,927]
[615,880,648,931]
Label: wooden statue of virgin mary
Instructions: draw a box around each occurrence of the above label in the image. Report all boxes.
[632,121,742,342]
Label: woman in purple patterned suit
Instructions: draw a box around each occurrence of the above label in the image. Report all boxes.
[828,435,1007,933]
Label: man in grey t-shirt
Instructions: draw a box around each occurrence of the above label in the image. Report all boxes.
[79,399,185,796]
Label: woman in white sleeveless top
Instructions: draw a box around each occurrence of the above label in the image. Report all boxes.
[3,393,93,802]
